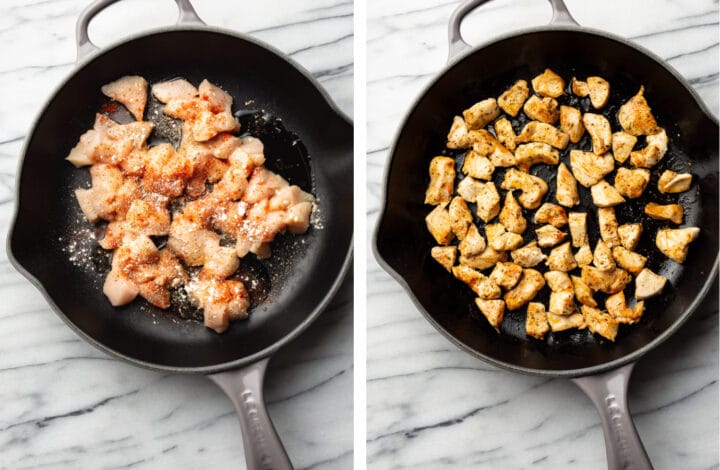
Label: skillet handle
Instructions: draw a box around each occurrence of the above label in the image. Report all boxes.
[209,358,294,470]
[447,0,579,62]
[75,0,205,62]
[571,363,653,470]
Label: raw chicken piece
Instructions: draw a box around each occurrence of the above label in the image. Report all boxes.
[618,223,642,251]
[611,246,647,275]
[462,151,494,180]
[581,266,632,294]
[152,78,198,103]
[535,224,567,248]
[534,203,568,228]
[66,114,153,167]
[593,240,615,271]
[463,98,500,130]
[635,268,667,300]
[168,217,221,266]
[101,75,148,121]
[556,163,580,207]
[546,242,577,272]
[494,118,517,151]
[587,76,610,109]
[571,77,589,97]
[475,299,506,330]
[456,176,485,202]
[475,181,501,222]
[124,199,171,236]
[498,80,530,117]
[244,167,289,203]
[499,192,527,234]
[658,170,692,194]
[598,208,620,248]
[569,150,614,187]
[645,203,683,224]
[612,132,637,164]
[606,291,644,324]
[560,105,584,143]
[591,180,626,207]
[458,224,486,258]
[431,246,457,272]
[614,168,650,199]
[629,129,668,168]
[571,275,597,307]
[163,80,240,142]
[582,305,618,341]
[549,291,575,316]
[486,223,524,251]
[523,95,559,124]
[75,164,140,222]
[460,246,507,271]
[449,196,473,239]
[472,129,515,167]
[618,86,659,136]
[526,302,549,339]
[575,245,594,267]
[489,262,523,290]
[143,143,193,197]
[425,156,456,205]
[500,169,548,209]
[544,271,573,292]
[511,242,546,268]
[515,122,569,149]
[103,254,140,306]
[505,269,545,310]
[548,312,585,332]
[188,278,250,333]
[582,113,612,155]
[656,227,700,263]
[200,246,240,280]
[531,69,565,98]
[513,143,560,172]
[568,212,588,247]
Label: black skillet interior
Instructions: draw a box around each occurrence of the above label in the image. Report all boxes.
[375,30,719,373]
[9,30,353,370]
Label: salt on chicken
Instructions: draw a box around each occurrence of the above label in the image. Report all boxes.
[556,163,580,208]
[560,105,584,143]
[523,95,560,124]
[425,156,456,205]
[644,202,683,224]
[101,75,148,121]
[656,227,700,263]
[498,80,530,117]
[658,170,692,194]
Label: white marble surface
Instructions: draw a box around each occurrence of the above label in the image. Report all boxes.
[0,1,352,469]
[367,0,718,469]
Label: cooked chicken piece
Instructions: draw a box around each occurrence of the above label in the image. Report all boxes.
[531,69,565,98]
[546,242,577,272]
[618,223,642,251]
[526,302,550,339]
[598,208,620,248]
[486,223,524,251]
[568,212,588,247]
[549,291,576,316]
[629,129,668,168]
[591,180,626,207]
[511,242,546,268]
[593,240,615,272]
[472,130,516,167]
[612,132,637,164]
[475,181,501,222]
[505,269,545,310]
[583,113,612,155]
[606,291,644,324]
[658,170,692,194]
[618,86,659,136]
[560,105,584,143]
[523,95,560,124]
[611,246,647,275]
[151,78,198,103]
[581,266,632,294]
[460,246,507,270]
[187,278,250,333]
[556,163,580,208]
[536,225,567,248]
[462,150,494,181]
[645,202,683,225]
[499,192,527,234]
[571,275,597,307]
[513,143,560,172]
[501,169,548,209]
[582,306,618,341]
[490,262,523,290]
[571,77,589,97]
[457,176,485,202]
[534,203,568,228]
[516,122,569,150]
[425,156,456,205]
[635,268,667,300]
[463,98,500,130]
[101,75,148,121]
[475,299,506,330]
[425,203,454,245]
[547,311,584,332]
[656,227,700,263]
[143,143,193,197]
[431,246,457,272]
[544,271,573,292]
[458,224,486,258]
[587,76,610,109]
[446,116,474,149]
[498,79,530,117]
[494,118,517,151]
[449,197,473,239]
[453,266,501,299]
[614,168,650,199]
[575,245,594,267]
[66,114,153,168]
[569,150,614,187]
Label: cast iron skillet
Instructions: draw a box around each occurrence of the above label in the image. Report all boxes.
[6,1,352,469]
[374,0,718,468]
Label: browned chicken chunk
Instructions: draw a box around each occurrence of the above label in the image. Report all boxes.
[656,227,700,263]
[449,196,474,239]
[515,121,569,149]
[635,268,667,299]
[526,302,550,339]
[606,291,644,324]
[536,225,567,248]
[476,299,506,330]
[511,242,546,268]
[611,131,637,164]
[464,98,500,130]
[618,86,659,136]
[425,156,455,205]
[571,275,597,307]
[505,269,545,310]
[618,223,642,251]
[560,105,584,143]
[499,192,527,234]
[494,117,517,151]
[570,150,614,187]
[523,95,560,124]
[591,180,626,207]
[534,203,568,228]
[583,113,613,155]
[425,203,454,245]
[614,168,650,199]
[475,181,501,222]
[547,242,577,272]
[556,163,580,207]
[490,261,524,290]
[431,246,456,271]
[582,305,618,341]
[568,212,588,247]
[658,170,692,194]
[645,202,683,224]
[587,76,610,109]
[501,169,548,210]
[498,80,530,117]
[611,246,647,275]
[513,143,560,172]
[531,69,565,98]
[598,208,620,248]
[593,240,616,272]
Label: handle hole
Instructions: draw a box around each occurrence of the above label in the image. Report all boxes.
[459,0,551,47]
[87,0,177,49]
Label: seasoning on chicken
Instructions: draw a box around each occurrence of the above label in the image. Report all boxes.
[461,150,494,181]
[611,246,647,275]
[534,203,568,228]
[526,302,550,339]
[618,86,659,136]
[516,122,569,149]
[614,167,650,199]
[560,105,584,144]
[531,69,565,98]
[582,113,612,155]
[475,181,502,222]
[187,277,250,333]
[612,131,637,164]
[581,266,632,294]
[494,117,517,151]
[571,275,597,307]
[587,76,610,109]
[458,224,486,258]
[425,156,456,205]
[143,143,193,197]
[656,227,700,263]
[463,98,500,130]
[498,80,530,117]
[549,291,575,316]
[523,95,560,124]
[446,116,474,149]
[511,241,546,268]
[629,129,668,168]
[591,180,626,207]
[593,240,616,272]
[490,261,523,290]
[486,223,524,251]
[582,306,618,341]
[513,143,560,173]
[606,291,644,324]
[547,311,585,332]
[567,212,588,247]
[569,150,614,187]
[499,192,527,234]
[453,266,501,299]
[645,202,683,225]
[571,77,589,97]
[544,270,573,292]
[556,162,580,207]
[460,246,508,270]
[635,268,667,300]
[431,246,457,272]
[449,196,474,239]
[475,299,506,330]
[536,224,567,248]
[546,242,577,272]
[505,269,545,310]
[618,223,642,251]
[151,78,198,103]
[575,245,593,267]
[598,208,620,248]
[425,203,454,245]
[473,129,516,167]
[101,75,148,121]
[658,170,692,194]
[501,168,548,209]
[457,176,485,202]
[75,164,140,222]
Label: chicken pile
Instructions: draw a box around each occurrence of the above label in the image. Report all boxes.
[67,75,314,333]
[426,69,699,342]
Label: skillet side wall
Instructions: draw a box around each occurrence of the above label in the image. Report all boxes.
[10,30,353,369]
[376,30,719,372]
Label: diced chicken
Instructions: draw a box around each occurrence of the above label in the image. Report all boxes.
[513,143,560,172]
[531,69,565,98]
[635,268,667,300]
[463,98,500,130]
[425,203,454,245]
[526,302,550,339]
[75,164,140,222]
[569,150,614,187]
[494,118,517,151]
[431,246,456,272]
[457,176,485,202]
[544,271,573,292]
[188,278,250,333]
[164,79,239,142]
[101,75,148,121]
[591,180,626,207]
[656,227,700,263]
[658,170,692,194]
[560,105,584,143]
[587,76,610,109]
[152,78,198,103]
[612,132,637,164]
[143,143,193,197]
[462,150,494,180]
[516,122,569,150]
[168,216,220,266]
[475,299,506,330]
[615,168,650,199]
[571,77,589,97]
[200,246,240,280]
[575,245,593,267]
[571,275,597,307]
[611,246,647,275]
[645,202,683,224]
[124,199,171,236]
[475,181,501,222]
[499,192,527,234]
[490,262,523,290]
[568,212,588,247]
[556,163,580,208]
[593,240,615,271]
[460,246,507,270]
[498,80,530,117]
[458,224,486,258]
[549,291,576,316]
[523,95,560,124]
[453,265,501,299]
[629,129,668,168]
[66,114,153,168]
[547,312,585,332]
[536,224,567,248]
[582,113,612,155]
[534,203,568,228]
[511,242,546,268]
[547,242,577,272]
[618,86,659,136]
[501,168,548,209]
[103,255,140,307]
[472,130,515,167]
[606,291,644,324]
[598,208,620,248]
[425,156,456,205]
[244,167,289,203]
[618,223,642,251]
[446,116,473,149]
[581,266,632,294]
[582,305,618,341]
[449,196,473,239]
[486,223,524,251]
[505,269,545,310]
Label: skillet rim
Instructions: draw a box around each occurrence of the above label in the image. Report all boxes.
[373,24,719,378]
[6,24,354,375]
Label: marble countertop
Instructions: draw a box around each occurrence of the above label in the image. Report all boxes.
[0,1,352,469]
[367,0,718,469]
